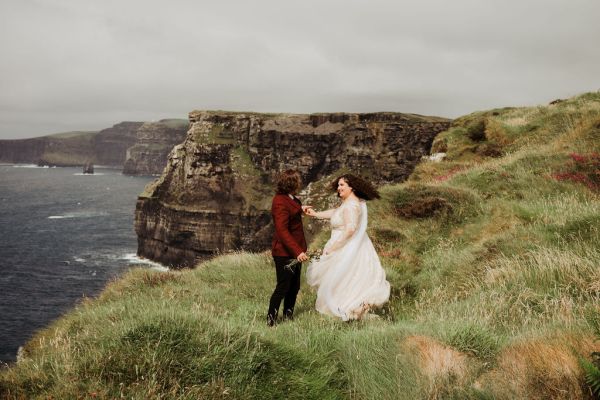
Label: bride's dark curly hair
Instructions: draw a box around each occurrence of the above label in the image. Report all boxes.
[330,174,381,200]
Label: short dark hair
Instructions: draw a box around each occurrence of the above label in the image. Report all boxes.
[330,174,380,200]
[276,170,302,195]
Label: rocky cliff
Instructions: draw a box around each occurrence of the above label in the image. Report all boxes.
[0,123,143,167]
[135,111,451,267]
[122,119,189,175]
[0,120,187,174]
[0,137,52,164]
[92,122,144,166]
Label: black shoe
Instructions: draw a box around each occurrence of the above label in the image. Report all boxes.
[283,309,294,321]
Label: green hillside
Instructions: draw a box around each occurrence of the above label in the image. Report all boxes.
[1,93,599,399]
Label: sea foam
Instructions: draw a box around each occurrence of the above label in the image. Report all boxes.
[12,164,48,168]
[48,211,109,219]
[121,253,169,271]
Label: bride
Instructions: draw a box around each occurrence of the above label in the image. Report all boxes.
[304,174,390,321]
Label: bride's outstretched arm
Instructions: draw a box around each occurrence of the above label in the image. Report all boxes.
[324,204,360,253]
[306,208,335,219]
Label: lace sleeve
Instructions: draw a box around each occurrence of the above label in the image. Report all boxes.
[314,208,335,219]
[325,201,361,253]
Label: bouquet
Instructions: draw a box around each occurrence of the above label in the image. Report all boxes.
[285,248,323,270]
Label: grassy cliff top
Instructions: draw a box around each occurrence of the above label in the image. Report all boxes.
[187,109,451,123]
[44,130,99,139]
[2,92,600,399]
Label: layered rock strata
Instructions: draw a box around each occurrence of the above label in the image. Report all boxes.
[135,111,451,267]
[122,120,189,175]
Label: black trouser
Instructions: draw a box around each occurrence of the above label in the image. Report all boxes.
[267,256,302,322]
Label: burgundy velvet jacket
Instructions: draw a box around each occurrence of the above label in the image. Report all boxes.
[271,194,308,258]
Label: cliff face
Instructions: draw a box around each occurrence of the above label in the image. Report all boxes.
[0,123,143,167]
[0,137,49,164]
[0,133,100,166]
[93,122,144,166]
[37,135,96,166]
[122,120,189,175]
[135,111,451,267]
[0,120,187,174]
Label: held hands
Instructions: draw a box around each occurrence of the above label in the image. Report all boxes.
[302,205,317,217]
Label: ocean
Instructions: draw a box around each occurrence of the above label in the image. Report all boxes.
[0,164,162,363]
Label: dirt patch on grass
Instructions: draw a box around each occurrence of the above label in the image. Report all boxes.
[402,335,470,398]
[396,196,452,218]
[477,335,597,399]
[392,185,481,222]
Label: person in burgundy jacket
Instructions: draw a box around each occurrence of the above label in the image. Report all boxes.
[267,170,309,326]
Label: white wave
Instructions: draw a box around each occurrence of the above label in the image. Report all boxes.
[48,211,109,219]
[73,257,86,262]
[73,173,106,176]
[12,164,48,168]
[121,253,169,271]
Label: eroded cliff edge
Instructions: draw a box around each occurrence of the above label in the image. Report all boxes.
[135,111,451,267]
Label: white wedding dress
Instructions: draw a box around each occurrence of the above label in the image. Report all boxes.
[306,198,390,321]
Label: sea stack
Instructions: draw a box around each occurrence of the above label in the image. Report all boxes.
[83,162,94,174]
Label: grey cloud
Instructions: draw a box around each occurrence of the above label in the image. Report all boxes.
[1,0,599,138]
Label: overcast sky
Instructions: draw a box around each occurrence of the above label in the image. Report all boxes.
[1,0,599,139]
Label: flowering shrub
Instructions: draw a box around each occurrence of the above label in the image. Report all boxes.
[551,152,600,190]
